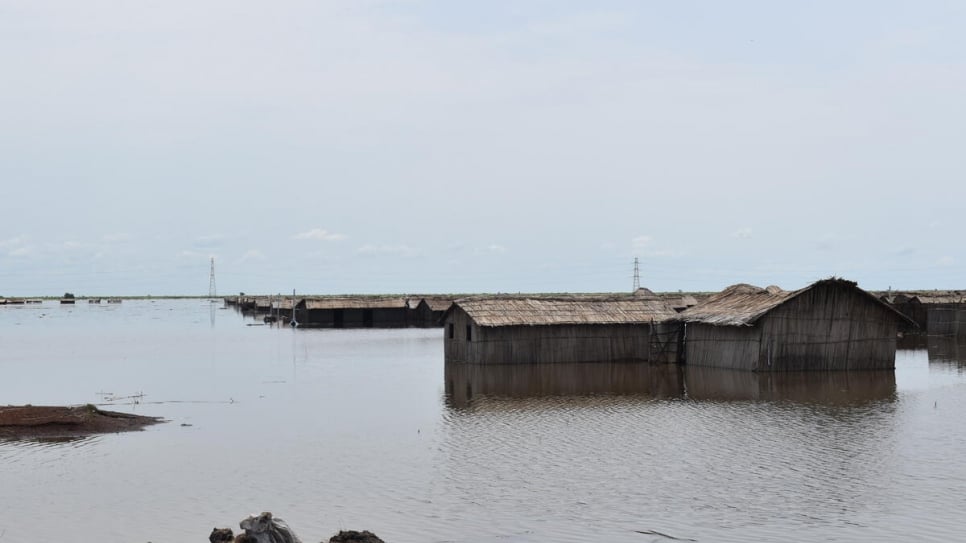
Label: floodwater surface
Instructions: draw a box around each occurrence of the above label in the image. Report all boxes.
[2,300,966,542]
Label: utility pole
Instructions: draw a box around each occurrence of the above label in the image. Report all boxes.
[208,257,217,299]
[633,257,640,292]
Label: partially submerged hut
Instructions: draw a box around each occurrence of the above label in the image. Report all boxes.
[442,292,679,364]
[662,293,705,313]
[679,278,914,371]
[295,297,413,328]
[253,297,273,313]
[879,291,966,337]
[421,297,454,326]
[404,298,442,328]
[270,297,299,323]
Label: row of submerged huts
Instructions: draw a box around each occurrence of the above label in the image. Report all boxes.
[226,295,454,328]
[227,279,963,372]
[878,290,966,338]
[443,279,915,372]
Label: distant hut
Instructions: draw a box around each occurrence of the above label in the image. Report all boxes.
[662,293,703,313]
[405,298,444,328]
[271,297,300,324]
[253,297,273,314]
[679,278,914,371]
[916,292,966,337]
[422,297,454,325]
[882,291,966,337]
[295,297,413,328]
[881,292,925,333]
[442,292,679,364]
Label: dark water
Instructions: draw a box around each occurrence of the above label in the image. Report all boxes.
[2,301,966,542]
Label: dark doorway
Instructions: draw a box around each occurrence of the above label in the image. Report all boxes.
[334,309,344,328]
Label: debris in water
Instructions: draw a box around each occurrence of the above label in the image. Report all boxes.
[239,511,302,543]
[209,512,386,543]
[328,530,385,542]
[634,529,697,541]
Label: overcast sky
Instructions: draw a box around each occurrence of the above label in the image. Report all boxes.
[1,1,964,296]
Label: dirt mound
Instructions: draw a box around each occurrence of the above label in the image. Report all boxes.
[328,531,385,543]
[0,404,164,438]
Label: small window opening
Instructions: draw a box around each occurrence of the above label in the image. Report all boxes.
[466,325,472,342]
[448,323,454,339]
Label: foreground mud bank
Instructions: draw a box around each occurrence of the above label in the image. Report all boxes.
[211,512,385,543]
[0,405,164,438]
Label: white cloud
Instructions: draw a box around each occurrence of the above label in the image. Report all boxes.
[472,244,508,256]
[0,237,25,249]
[631,235,653,250]
[293,228,346,241]
[732,227,753,239]
[103,233,133,243]
[8,246,32,257]
[938,256,955,266]
[628,235,682,259]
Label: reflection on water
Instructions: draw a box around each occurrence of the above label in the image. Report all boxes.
[438,363,905,543]
[1,434,97,449]
[444,362,897,408]
[444,362,684,408]
[683,367,897,405]
[927,337,966,366]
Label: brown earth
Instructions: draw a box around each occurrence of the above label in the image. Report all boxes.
[0,404,164,438]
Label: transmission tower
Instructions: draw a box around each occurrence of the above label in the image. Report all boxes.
[208,257,217,299]
[633,257,640,292]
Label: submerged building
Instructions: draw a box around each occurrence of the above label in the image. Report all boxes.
[679,278,914,371]
[882,291,965,338]
[295,297,414,328]
[442,292,679,364]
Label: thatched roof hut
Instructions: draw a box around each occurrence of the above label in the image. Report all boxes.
[296,296,414,328]
[450,296,676,326]
[679,278,914,371]
[877,290,966,335]
[443,294,679,364]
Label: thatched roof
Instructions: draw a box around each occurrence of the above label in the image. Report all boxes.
[450,295,677,327]
[273,298,298,310]
[301,297,409,310]
[911,292,965,305]
[663,293,703,311]
[874,290,965,305]
[680,278,915,327]
[677,284,798,326]
[422,298,455,312]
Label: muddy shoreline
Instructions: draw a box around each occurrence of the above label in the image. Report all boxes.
[0,405,164,439]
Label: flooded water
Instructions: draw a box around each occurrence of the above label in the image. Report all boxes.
[2,300,966,542]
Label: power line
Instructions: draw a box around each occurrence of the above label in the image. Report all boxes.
[633,257,640,292]
[208,257,217,298]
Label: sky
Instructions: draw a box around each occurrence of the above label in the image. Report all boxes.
[1,0,964,296]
